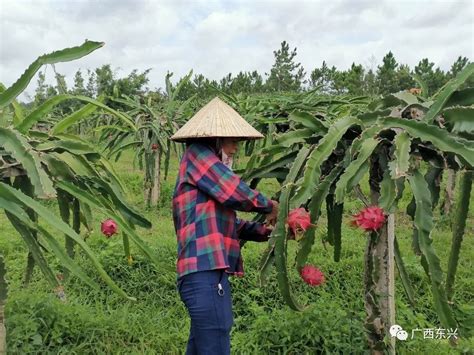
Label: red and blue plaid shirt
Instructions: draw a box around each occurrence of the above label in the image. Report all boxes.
[172,142,273,278]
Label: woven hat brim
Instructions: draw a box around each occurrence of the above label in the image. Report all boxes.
[170,133,264,142]
[170,97,265,142]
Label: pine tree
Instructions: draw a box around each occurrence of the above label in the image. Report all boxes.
[72,70,87,96]
[332,70,347,94]
[95,64,115,97]
[309,61,335,93]
[449,56,469,78]
[219,73,233,93]
[54,72,68,95]
[396,64,415,91]
[250,71,264,93]
[193,74,214,99]
[86,69,96,98]
[34,71,48,104]
[376,51,399,95]
[415,58,447,96]
[265,41,305,92]
[344,63,365,95]
[364,69,377,96]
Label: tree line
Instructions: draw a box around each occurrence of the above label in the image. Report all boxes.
[31,40,471,109]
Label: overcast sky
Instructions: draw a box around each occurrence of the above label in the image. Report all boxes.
[0,0,472,98]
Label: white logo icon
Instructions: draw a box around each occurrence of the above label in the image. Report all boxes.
[390,325,408,341]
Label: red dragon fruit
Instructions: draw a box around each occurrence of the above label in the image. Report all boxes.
[101,219,118,238]
[151,143,159,151]
[300,265,325,286]
[287,208,313,237]
[351,206,386,232]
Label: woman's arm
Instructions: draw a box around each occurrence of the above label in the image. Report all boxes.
[186,143,273,214]
[236,218,272,242]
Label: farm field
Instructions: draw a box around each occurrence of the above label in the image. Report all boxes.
[1,5,474,353]
[1,149,473,354]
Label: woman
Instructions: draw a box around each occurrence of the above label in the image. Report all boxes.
[171,98,278,354]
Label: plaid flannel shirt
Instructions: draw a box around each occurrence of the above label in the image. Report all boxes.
[172,142,273,278]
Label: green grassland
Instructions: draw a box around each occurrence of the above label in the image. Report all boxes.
[1,150,473,354]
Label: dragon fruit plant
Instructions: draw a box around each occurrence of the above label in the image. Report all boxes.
[249,63,474,353]
[0,42,160,305]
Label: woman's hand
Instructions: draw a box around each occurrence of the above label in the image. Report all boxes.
[265,200,279,226]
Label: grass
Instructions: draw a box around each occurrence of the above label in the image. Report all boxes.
[1,149,473,354]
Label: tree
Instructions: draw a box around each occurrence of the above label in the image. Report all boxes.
[265,41,306,92]
[225,71,265,94]
[331,70,347,94]
[54,71,68,95]
[397,64,416,91]
[249,70,264,93]
[192,74,215,99]
[449,56,469,78]
[377,51,399,95]
[219,73,233,93]
[53,70,70,114]
[68,70,92,129]
[173,75,197,101]
[95,64,115,98]
[34,71,48,104]
[115,68,150,98]
[309,61,337,93]
[415,58,448,96]
[72,70,87,96]
[86,69,96,98]
[343,63,365,95]
[363,69,377,96]
[93,65,150,109]
[448,56,473,88]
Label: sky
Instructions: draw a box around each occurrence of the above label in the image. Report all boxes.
[0,0,472,99]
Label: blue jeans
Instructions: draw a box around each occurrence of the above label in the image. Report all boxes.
[177,269,234,355]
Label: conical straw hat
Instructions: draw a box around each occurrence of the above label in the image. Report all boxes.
[170,97,264,142]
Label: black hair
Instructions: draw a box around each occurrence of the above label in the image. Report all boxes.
[185,138,222,159]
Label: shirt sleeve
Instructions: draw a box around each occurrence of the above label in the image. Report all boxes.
[186,143,273,213]
[235,218,272,242]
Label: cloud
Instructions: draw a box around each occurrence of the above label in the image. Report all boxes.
[0,0,472,100]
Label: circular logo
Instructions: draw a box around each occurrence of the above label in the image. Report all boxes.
[390,325,403,337]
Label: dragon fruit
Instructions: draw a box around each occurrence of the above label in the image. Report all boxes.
[287,208,313,237]
[101,219,118,238]
[351,206,385,232]
[300,265,325,286]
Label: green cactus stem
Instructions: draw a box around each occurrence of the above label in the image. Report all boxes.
[12,176,39,285]
[23,252,35,286]
[57,189,72,278]
[71,197,81,255]
[446,170,472,301]
[0,254,8,355]
[440,169,456,217]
